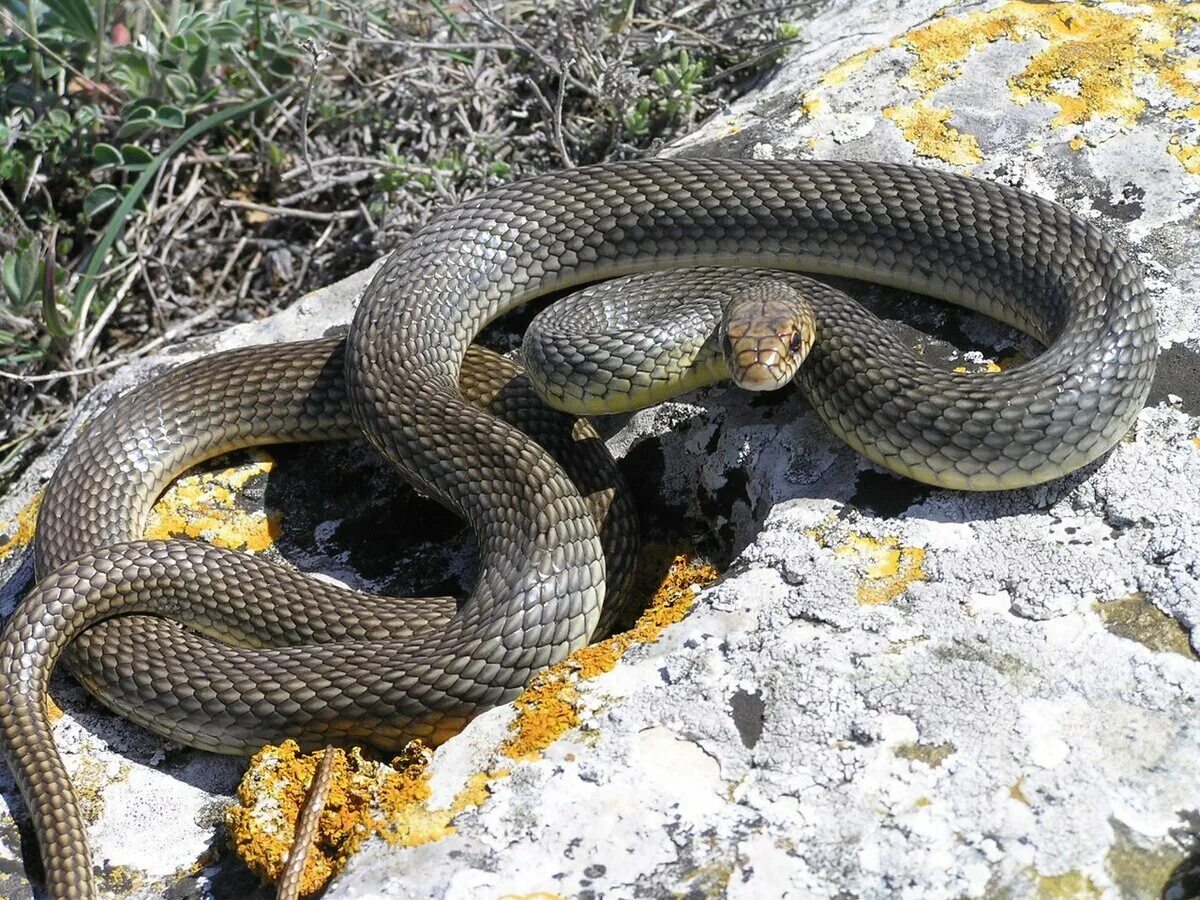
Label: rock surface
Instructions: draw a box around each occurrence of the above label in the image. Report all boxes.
[0,0,1198,897]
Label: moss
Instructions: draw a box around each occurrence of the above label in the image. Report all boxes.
[1095,593,1197,659]
[1105,820,1185,899]
[895,741,955,767]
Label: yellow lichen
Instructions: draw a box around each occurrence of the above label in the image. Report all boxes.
[801,93,825,117]
[0,489,42,560]
[814,1,1200,165]
[953,360,1003,374]
[894,2,1196,125]
[819,47,879,87]
[882,101,983,165]
[1158,57,1200,120]
[144,449,280,552]
[1168,136,1200,174]
[502,554,719,759]
[807,523,926,606]
[1104,824,1186,899]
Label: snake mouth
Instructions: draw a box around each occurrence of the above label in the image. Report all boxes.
[729,340,795,390]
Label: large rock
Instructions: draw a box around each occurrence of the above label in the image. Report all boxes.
[0,0,1198,897]
[328,1,1200,898]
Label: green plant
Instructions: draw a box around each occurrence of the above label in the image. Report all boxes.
[623,48,708,140]
[0,235,57,366]
[0,1,326,370]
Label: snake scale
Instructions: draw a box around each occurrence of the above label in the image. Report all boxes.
[0,159,1157,898]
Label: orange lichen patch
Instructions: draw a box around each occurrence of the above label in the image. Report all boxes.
[1168,136,1200,175]
[0,489,42,560]
[228,740,445,897]
[232,556,719,892]
[883,101,983,165]
[807,523,926,606]
[1192,437,1200,449]
[502,554,719,760]
[1068,136,1088,151]
[144,449,280,552]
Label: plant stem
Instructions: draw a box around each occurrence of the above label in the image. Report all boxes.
[25,0,44,83]
[94,0,108,82]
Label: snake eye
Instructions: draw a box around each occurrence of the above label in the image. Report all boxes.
[788,332,805,353]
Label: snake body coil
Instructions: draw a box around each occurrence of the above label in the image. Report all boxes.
[0,159,1157,898]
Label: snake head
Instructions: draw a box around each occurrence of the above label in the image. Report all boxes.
[722,280,817,391]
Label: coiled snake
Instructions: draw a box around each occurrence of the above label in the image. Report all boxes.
[0,159,1157,898]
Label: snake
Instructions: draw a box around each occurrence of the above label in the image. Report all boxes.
[0,159,1157,898]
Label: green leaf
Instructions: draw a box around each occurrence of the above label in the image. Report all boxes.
[153,105,186,129]
[186,42,211,82]
[14,240,40,303]
[164,73,193,100]
[83,184,121,219]
[264,141,285,168]
[1,254,21,306]
[267,56,296,78]
[120,144,154,171]
[208,21,243,43]
[92,142,122,169]
[42,0,97,42]
[116,118,156,140]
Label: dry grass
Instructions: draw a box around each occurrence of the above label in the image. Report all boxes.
[0,0,806,495]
